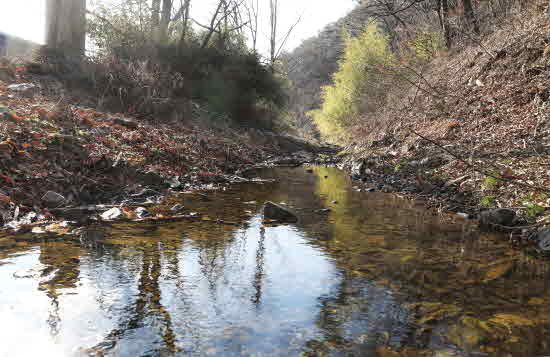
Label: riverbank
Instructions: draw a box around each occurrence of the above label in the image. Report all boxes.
[329,9,550,252]
[0,63,330,231]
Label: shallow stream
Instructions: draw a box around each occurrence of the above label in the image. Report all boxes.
[1,167,550,357]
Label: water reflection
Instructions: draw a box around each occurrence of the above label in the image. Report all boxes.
[1,167,550,357]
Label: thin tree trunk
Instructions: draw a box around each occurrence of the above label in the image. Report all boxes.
[152,0,161,27]
[440,0,452,48]
[462,0,479,34]
[46,0,86,56]
[178,0,191,52]
[159,0,173,42]
[201,1,224,48]
[269,0,278,71]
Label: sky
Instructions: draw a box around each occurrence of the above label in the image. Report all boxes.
[0,0,355,53]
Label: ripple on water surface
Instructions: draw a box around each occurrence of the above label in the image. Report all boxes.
[1,167,550,357]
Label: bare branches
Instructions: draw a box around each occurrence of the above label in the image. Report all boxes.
[407,128,550,194]
[243,0,259,53]
[268,0,301,70]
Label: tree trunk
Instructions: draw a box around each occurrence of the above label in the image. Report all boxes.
[178,0,192,52]
[46,0,86,56]
[462,0,479,34]
[159,0,173,42]
[151,0,161,27]
[439,0,452,48]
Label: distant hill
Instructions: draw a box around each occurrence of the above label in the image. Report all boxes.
[1,33,40,58]
[282,5,370,137]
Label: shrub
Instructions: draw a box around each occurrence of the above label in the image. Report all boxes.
[75,6,286,129]
[309,24,394,142]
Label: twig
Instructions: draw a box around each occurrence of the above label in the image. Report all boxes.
[407,127,550,193]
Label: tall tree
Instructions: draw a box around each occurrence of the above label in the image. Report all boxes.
[462,0,479,34]
[269,0,301,71]
[438,0,452,48]
[46,0,87,56]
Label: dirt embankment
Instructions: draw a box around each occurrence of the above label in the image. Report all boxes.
[341,10,550,249]
[0,65,326,229]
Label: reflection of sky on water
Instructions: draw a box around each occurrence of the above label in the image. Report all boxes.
[5,166,538,356]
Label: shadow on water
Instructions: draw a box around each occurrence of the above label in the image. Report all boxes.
[1,167,550,356]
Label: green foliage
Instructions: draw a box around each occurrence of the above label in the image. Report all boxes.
[482,172,503,190]
[408,32,444,61]
[85,4,285,129]
[480,195,496,208]
[309,24,393,141]
[522,193,547,219]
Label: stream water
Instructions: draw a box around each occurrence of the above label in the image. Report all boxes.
[1,167,550,357]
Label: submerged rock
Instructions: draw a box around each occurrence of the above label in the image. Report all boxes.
[537,234,550,256]
[263,201,298,223]
[41,191,66,207]
[479,208,516,229]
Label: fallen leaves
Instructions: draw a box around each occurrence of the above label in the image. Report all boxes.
[483,261,514,282]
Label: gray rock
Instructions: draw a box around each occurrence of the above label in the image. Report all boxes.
[536,230,550,255]
[135,207,150,218]
[263,201,298,223]
[131,188,158,198]
[403,185,419,193]
[419,155,451,169]
[113,118,138,129]
[170,204,184,212]
[7,83,39,98]
[351,160,366,177]
[445,175,470,188]
[41,191,66,207]
[101,207,123,220]
[479,208,516,229]
[381,184,395,193]
[169,176,184,189]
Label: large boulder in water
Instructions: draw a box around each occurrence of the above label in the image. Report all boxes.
[263,201,298,223]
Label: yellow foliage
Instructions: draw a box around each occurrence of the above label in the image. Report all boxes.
[489,314,535,330]
[309,23,393,142]
[483,262,514,282]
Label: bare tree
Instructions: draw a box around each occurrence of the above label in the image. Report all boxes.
[244,0,259,53]
[152,0,161,28]
[177,0,192,50]
[438,0,451,48]
[269,0,301,70]
[46,0,87,56]
[462,0,479,34]
[194,0,248,49]
[160,0,174,42]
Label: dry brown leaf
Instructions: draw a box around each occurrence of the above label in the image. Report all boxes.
[483,262,513,282]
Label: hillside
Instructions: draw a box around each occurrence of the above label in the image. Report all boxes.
[0,64,322,228]
[338,6,550,232]
[283,0,550,236]
[283,6,370,138]
[2,33,39,57]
